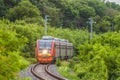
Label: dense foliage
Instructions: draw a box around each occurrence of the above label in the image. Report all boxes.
[0,0,120,31]
[59,32,120,80]
[0,20,29,79]
[77,32,120,80]
[0,0,120,80]
[0,19,89,79]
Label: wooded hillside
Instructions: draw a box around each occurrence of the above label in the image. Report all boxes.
[0,0,120,80]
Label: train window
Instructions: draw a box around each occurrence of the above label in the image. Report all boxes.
[40,43,44,48]
[39,41,52,49]
[46,43,52,48]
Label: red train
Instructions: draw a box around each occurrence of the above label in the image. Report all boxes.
[35,36,73,63]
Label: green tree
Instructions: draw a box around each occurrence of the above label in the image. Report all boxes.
[95,17,111,33]
[106,1,120,11]
[4,0,20,7]
[0,0,21,17]
[75,32,120,80]
[0,25,29,79]
[6,0,40,21]
[113,15,120,31]
[13,21,44,57]
[0,0,6,17]
[30,0,63,27]
[105,7,120,17]
[57,0,95,28]
[29,0,96,28]
[87,0,107,17]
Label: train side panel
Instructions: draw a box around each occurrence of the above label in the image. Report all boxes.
[60,42,66,59]
[67,43,73,58]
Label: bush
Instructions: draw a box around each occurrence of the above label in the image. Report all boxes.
[74,32,120,80]
[0,28,29,79]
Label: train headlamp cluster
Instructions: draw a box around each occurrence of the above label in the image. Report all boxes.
[42,49,48,54]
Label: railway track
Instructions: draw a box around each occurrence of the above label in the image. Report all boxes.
[31,64,67,80]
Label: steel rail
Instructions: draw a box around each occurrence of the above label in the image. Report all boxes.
[31,64,45,80]
[45,64,67,80]
[31,64,67,80]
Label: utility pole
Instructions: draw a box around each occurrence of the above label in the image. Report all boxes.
[44,15,49,35]
[88,18,95,40]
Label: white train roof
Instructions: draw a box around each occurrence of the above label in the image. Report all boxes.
[42,36,69,42]
[42,36,54,40]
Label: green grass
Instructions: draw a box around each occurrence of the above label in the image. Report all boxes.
[57,61,79,80]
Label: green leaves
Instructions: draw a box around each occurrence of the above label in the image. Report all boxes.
[0,19,90,79]
[0,29,27,52]
[75,32,120,80]
[87,0,107,17]
[6,0,41,21]
[0,21,29,79]
[114,15,120,31]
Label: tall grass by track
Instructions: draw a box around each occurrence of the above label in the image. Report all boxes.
[57,61,79,80]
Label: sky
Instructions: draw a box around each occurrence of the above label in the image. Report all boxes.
[109,0,120,4]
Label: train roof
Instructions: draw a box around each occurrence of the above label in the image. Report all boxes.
[42,36,54,40]
[41,36,69,43]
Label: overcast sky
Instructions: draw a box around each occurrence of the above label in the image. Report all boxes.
[109,0,120,4]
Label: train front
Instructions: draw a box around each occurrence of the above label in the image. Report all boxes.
[36,40,53,63]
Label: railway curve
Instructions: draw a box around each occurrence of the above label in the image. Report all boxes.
[31,64,67,80]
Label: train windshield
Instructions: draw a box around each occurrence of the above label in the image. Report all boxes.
[46,43,52,48]
[39,43,44,48]
[39,41,52,49]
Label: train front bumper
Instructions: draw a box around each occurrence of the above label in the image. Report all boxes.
[37,57,53,63]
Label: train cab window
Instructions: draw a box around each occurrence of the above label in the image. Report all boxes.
[46,43,52,49]
[39,41,52,49]
[40,43,44,48]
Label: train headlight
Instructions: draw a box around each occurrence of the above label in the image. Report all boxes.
[42,49,48,54]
